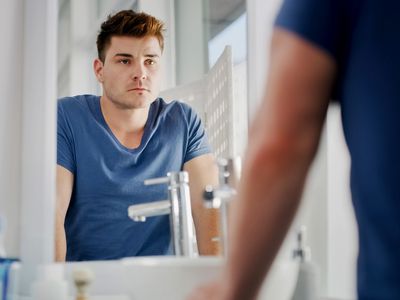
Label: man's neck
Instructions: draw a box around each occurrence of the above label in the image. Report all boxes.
[100,96,150,134]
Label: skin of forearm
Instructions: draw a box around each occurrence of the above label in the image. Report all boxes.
[192,175,222,255]
[55,166,73,262]
[186,154,222,255]
[194,207,221,255]
[54,219,66,262]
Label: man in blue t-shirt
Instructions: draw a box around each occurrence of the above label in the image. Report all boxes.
[55,10,220,261]
[188,0,400,299]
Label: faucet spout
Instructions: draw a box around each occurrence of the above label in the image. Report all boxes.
[128,200,171,222]
[127,171,196,257]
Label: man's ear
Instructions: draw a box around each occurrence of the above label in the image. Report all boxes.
[93,58,104,82]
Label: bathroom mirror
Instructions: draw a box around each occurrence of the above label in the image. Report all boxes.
[56,0,247,261]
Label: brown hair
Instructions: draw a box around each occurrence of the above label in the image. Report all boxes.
[97,10,165,63]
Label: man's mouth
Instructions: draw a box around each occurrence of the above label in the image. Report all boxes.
[129,88,149,92]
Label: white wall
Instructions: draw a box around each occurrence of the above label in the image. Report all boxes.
[18,0,58,294]
[0,0,24,257]
[174,0,208,85]
[327,105,357,299]
[0,0,58,295]
[68,0,98,96]
[58,0,109,97]
[247,0,282,119]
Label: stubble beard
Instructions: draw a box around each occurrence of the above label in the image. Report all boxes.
[107,92,156,110]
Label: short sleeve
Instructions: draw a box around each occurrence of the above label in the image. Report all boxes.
[275,0,345,61]
[57,101,76,173]
[182,104,211,163]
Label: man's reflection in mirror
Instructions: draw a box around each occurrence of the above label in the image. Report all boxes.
[55,10,220,261]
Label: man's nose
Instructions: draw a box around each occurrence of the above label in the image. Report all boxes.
[131,63,146,80]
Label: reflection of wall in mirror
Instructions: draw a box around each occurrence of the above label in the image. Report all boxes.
[160,46,248,159]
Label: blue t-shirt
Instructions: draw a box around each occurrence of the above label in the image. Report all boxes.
[57,95,211,261]
[276,0,400,298]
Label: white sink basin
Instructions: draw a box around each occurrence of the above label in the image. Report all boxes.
[31,256,299,300]
[121,256,299,300]
[258,259,299,300]
[122,256,223,300]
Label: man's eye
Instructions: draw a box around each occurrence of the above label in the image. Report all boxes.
[119,59,130,65]
[145,59,156,65]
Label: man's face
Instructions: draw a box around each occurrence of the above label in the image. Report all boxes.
[94,35,162,110]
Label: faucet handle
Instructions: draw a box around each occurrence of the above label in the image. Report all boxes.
[217,158,230,185]
[216,157,241,187]
[144,172,189,186]
[203,185,222,208]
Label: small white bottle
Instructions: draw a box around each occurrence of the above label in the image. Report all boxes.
[291,226,319,300]
[31,264,69,300]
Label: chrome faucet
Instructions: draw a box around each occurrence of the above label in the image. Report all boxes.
[127,171,196,257]
[203,157,241,256]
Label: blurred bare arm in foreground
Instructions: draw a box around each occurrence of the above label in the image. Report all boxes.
[187,28,336,300]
